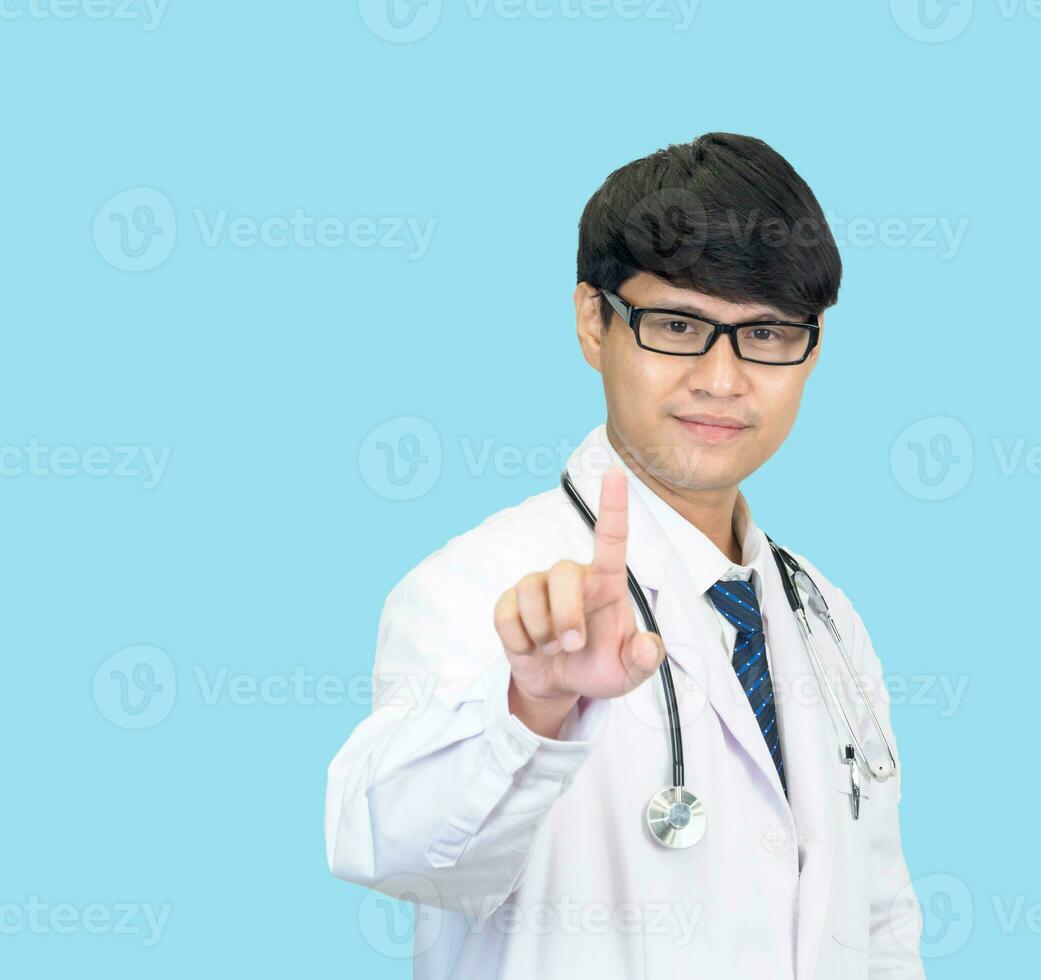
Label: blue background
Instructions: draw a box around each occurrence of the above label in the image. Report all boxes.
[1,0,1037,975]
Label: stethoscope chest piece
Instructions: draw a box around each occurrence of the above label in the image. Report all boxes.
[646,786,706,849]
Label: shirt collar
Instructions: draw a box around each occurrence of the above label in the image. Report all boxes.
[597,424,769,603]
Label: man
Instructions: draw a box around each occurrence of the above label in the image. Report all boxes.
[326,132,926,979]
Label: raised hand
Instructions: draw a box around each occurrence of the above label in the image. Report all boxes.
[493,468,665,734]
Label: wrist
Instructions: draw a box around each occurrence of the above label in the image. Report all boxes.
[507,677,581,740]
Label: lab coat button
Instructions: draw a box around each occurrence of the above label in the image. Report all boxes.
[761,824,788,851]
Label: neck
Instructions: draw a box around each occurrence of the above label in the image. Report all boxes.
[605,421,743,565]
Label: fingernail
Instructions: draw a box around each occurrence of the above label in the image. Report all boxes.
[542,639,562,655]
[561,629,583,651]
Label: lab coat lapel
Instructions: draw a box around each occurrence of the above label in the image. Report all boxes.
[759,546,838,980]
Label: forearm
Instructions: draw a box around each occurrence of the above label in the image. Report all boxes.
[326,656,606,919]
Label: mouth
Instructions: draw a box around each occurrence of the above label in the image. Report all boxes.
[673,414,750,445]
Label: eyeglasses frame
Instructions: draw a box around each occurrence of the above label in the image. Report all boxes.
[599,289,821,366]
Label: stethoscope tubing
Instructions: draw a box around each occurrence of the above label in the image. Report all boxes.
[764,533,898,781]
[560,469,685,788]
[559,468,897,793]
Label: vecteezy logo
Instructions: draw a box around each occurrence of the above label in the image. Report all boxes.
[358,0,442,43]
[358,416,442,500]
[356,874,443,957]
[93,188,177,272]
[889,415,973,501]
[93,644,177,730]
[890,0,974,43]
[891,873,974,958]
[622,188,709,276]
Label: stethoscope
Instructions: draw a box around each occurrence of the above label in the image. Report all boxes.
[560,469,898,849]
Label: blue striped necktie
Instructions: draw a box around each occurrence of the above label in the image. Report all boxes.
[706,578,788,796]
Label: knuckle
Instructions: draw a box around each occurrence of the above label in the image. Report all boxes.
[515,571,545,594]
[549,558,580,576]
[492,590,516,627]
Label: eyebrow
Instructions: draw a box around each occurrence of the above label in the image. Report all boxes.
[645,298,785,323]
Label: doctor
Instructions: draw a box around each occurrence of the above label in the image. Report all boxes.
[326,132,926,979]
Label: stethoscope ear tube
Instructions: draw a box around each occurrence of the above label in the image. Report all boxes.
[765,534,898,783]
[765,533,804,614]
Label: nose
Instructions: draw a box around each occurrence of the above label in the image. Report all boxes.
[686,331,749,398]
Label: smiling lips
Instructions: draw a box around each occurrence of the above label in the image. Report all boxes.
[673,414,750,444]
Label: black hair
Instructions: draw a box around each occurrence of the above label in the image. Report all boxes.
[576,132,841,327]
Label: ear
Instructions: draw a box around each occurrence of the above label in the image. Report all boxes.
[575,282,605,373]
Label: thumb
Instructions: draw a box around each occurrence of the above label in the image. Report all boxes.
[619,631,665,689]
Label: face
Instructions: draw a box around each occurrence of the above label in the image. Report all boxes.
[575,272,824,494]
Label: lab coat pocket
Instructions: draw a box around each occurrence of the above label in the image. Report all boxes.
[831,761,873,952]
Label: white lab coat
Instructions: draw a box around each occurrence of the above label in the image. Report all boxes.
[326,423,926,980]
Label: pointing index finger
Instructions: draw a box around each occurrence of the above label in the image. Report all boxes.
[591,467,629,579]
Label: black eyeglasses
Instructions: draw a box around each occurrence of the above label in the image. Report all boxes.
[600,289,820,366]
